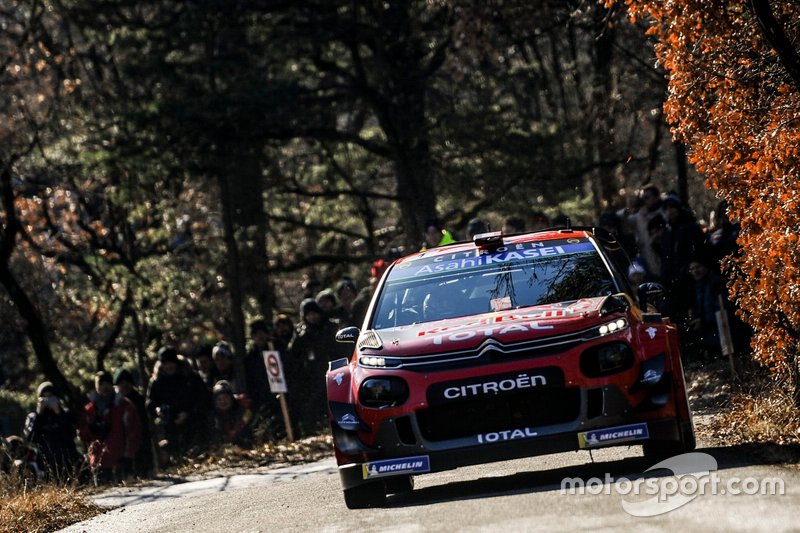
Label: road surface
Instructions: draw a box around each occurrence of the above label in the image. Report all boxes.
[61,436,798,533]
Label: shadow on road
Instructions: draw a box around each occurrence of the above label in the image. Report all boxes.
[386,442,800,508]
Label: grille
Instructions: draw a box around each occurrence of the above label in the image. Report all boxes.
[416,387,580,441]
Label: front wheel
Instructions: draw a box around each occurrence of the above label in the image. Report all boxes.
[384,475,414,495]
[643,419,696,461]
[343,481,386,509]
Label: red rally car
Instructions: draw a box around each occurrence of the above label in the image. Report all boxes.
[326,227,695,508]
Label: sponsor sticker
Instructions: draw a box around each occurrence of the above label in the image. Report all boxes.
[362,456,431,479]
[477,427,539,444]
[427,367,564,406]
[490,296,513,312]
[578,422,649,448]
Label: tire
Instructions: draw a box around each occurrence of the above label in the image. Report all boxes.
[643,419,696,461]
[645,357,697,461]
[343,481,386,509]
[384,475,414,495]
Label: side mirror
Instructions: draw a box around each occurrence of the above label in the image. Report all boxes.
[335,326,360,344]
[637,282,665,311]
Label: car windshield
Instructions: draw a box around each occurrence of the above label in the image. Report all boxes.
[371,238,616,329]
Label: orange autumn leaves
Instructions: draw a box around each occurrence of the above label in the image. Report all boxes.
[613,0,800,375]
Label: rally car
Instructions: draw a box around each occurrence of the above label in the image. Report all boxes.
[326,227,695,508]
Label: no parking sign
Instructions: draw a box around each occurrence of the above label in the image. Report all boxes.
[263,350,287,393]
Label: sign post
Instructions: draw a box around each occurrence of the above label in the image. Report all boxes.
[263,350,294,442]
[715,295,737,379]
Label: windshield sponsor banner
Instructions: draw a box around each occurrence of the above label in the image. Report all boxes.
[427,367,563,406]
[362,455,431,479]
[391,239,595,280]
[578,422,649,448]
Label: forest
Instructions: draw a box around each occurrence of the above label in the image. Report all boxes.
[2,0,799,421]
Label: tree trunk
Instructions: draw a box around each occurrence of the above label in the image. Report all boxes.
[218,174,248,393]
[1,159,79,411]
[674,141,689,203]
[750,0,800,92]
[227,147,274,324]
[0,263,81,413]
[385,85,437,250]
[95,288,132,372]
[590,6,617,213]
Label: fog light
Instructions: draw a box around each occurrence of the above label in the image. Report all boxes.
[597,343,631,372]
[359,377,409,408]
[580,342,634,377]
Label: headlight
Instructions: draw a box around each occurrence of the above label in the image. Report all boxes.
[598,318,628,336]
[360,356,387,368]
[580,342,634,377]
[359,377,409,408]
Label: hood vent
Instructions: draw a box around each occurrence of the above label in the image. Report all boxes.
[357,330,383,350]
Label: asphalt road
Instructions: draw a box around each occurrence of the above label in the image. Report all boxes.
[61,436,798,533]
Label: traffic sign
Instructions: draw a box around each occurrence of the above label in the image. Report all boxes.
[263,350,287,393]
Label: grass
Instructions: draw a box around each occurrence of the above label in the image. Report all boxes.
[0,432,333,533]
[0,475,103,533]
[706,381,800,446]
[164,433,333,478]
[683,356,799,447]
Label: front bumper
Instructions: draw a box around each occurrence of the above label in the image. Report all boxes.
[332,376,681,490]
[336,416,682,490]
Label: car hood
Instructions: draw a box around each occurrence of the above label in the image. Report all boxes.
[362,297,611,357]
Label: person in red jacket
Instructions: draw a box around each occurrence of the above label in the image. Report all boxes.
[79,371,142,484]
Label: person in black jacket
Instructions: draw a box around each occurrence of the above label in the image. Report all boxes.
[660,194,706,319]
[286,299,349,436]
[146,346,205,465]
[23,381,81,481]
[243,319,285,440]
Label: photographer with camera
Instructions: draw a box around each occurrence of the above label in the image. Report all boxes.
[23,381,81,481]
[146,346,206,466]
[78,371,141,485]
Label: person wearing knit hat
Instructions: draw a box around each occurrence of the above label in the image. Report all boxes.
[334,278,359,327]
[23,381,80,480]
[273,314,295,350]
[157,346,179,364]
[315,288,339,322]
[36,381,56,398]
[79,371,142,484]
[146,346,196,466]
[211,380,253,447]
[287,292,350,437]
[299,297,322,319]
[211,341,235,386]
[113,367,154,477]
[249,319,271,336]
[244,317,283,423]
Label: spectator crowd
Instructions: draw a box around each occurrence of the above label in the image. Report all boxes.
[4,187,749,485]
[6,269,385,485]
